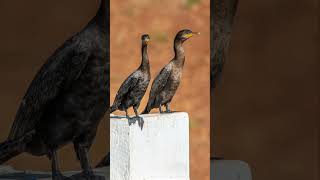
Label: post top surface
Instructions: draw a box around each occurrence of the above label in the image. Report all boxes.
[110,112,189,119]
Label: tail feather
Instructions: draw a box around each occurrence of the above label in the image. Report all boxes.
[109,105,117,113]
[0,130,34,164]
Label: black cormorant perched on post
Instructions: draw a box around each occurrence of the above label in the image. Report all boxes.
[0,0,108,180]
[110,34,151,130]
[142,29,199,114]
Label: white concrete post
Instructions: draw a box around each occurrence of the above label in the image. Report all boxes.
[111,112,190,180]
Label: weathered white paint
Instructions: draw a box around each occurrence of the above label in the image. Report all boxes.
[211,160,252,180]
[111,112,190,180]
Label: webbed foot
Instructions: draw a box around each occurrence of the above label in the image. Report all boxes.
[127,116,144,130]
[127,117,136,126]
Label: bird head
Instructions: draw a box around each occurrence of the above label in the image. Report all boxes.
[141,34,150,46]
[175,29,200,43]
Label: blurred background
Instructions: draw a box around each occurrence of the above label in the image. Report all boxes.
[0,0,109,171]
[110,0,210,179]
[212,0,319,179]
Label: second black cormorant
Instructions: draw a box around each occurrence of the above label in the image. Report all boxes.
[142,29,199,114]
[110,34,151,130]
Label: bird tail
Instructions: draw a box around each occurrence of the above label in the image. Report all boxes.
[0,130,34,164]
[96,152,110,168]
[109,105,117,113]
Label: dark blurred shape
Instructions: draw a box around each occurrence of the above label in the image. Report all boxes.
[210,0,239,160]
[211,0,238,89]
[0,0,108,179]
[213,0,318,179]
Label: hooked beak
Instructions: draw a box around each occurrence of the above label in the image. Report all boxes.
[192,32,200,35]
[183,32,200,39]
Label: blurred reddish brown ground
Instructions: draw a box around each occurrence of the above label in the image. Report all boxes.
[110,0,210,179]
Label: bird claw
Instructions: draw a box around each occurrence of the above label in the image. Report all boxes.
[127,117,136,126]
[127,116,144,130]
[137,117,144,130]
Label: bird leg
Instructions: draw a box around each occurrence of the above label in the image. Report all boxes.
[50,150,68,180]
[125,109,135,126]
[133,106,144,130]
[70,144,105,180]
[78,145,93,176]
[165,103,171,113]
[159,105,163,113]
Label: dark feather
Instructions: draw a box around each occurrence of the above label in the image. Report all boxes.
[211,0,239,89]
[143,64,171,113]
[110,72,140,111]
[8,37,90,140]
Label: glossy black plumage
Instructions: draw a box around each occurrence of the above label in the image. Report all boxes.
[142,29,198,114]
[110,35,151,129]
[0,1,108,179]
[211,0,238,89]
[211,0,239,161]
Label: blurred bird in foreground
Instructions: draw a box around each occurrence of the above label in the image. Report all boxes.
[142,29,199,114]
[211,0,239,89]
[211,0,239,161]
[110,34,151,130]
[0,0,108,180]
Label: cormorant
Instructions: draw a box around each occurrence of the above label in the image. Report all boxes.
[110,34,151,130]
[211,0,239,89]
[0,0,108,180]
[211,0,239,161]
[142,29,199,114]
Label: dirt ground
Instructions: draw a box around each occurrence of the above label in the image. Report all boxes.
[110,0,210,179]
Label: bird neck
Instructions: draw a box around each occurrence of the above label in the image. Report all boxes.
[173,39,185,66]
[140,44,150,72]
[94,0,107,32]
